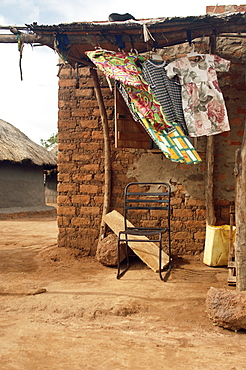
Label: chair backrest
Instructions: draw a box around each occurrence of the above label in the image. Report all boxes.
[123,182,171,231]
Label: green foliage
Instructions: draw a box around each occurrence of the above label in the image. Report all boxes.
[40,132,58,148]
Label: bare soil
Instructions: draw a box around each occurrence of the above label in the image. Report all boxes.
[0,215,245,369]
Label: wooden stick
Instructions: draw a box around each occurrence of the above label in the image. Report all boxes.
[90,68,111,241]
[235,121,246,291]
[205,35,216,226]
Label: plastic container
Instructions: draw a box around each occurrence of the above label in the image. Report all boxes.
[203,224,236,266]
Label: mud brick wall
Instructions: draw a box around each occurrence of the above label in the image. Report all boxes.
[57,38,246,257]
[206,4,246,14]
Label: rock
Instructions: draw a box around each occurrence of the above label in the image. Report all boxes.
[96,234,126,266]
[206,287,246,331]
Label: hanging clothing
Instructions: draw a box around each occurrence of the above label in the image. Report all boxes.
[86,49,145,88]
[86,50,173,131]
[165,54,231,137]
[142,59,188,135]
[117,82,202,164]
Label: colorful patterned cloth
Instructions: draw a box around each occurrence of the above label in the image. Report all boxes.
[165,54,231,137]
[86,49,145,88]
[140,119,202,164]
[86,50,172,131]
[117,83,202,164]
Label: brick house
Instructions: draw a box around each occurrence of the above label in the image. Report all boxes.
[21,8,246,257]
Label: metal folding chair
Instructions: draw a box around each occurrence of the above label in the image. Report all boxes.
[117,182,171,281]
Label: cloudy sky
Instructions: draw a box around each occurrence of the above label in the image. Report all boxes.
[0,0,243,144]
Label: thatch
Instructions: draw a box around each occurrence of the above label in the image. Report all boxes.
[0,119,57,167]
[27,12,246,67]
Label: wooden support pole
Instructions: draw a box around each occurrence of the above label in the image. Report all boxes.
[0,33,53,44]
[90,68,112,241]
[234,123,246,291]
[205,136,216,225]
[205,35,216,226]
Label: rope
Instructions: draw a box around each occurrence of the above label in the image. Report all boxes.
[17,32,24,80]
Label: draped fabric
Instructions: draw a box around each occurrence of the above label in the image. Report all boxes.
[86,50,172,131]
[86,49,202,164]
[117,83,202,164]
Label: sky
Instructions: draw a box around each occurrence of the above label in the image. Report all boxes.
[0,0,243,144]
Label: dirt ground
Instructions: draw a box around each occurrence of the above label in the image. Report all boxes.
[0,214,245,370]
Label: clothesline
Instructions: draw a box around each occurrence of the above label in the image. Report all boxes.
[86,48,230,164]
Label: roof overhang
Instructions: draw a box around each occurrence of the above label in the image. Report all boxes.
[25,12,246,67]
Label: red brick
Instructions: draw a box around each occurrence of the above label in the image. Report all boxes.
[92,131,104,140]
[57,195,70,204]
[58,142,76,151]
[79,119,99,129]
[220,131,230,138]
[59,68,72,78]
[170,221,183,229]
[58,110,71,119]
[141,220,159,228]
[72,173,92,182]
[72,195,90,204]
[75,88,93,97]
[72,154,85,161]
[79,67,91,77]
[173,232,191,240]
[79,143,101,151]
[59,79,76,88]
[237,129,245,137]
[229,140,241,146]
[173,209,193,218]
[94,174,104,181]
[94,196,104,204]
[231,117,243,126]
[195,209,206,217]
[57,216,71,227]
[72,217,91,226]
[185,198,205,207]
[186,220,206,229]
[57,173,70,182]
[80,184,98,193]
[58,183,75,192]
[206,5,225,13]
[58,90,71,100]
[58,100,77,109]
[72,108,93,117]
[82,164,100,171]
[171,197,183,205]
[57,206,76,215]
[194,231,206,240]
[80,206,101,215]
[150,210,168,218]
[79,100,99,108]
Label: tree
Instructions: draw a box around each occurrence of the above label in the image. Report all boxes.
[40,133,58,149]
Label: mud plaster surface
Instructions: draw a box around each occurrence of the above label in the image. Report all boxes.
[0,215,245,369]
[127,152,205,198]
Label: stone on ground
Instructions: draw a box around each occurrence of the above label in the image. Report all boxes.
[96,234,126,266]
[206,287,246,331]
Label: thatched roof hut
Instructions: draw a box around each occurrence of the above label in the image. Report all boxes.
[0,119,57,167]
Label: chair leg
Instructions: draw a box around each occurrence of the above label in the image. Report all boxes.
[117,236,130,279]
[159,235,172,282]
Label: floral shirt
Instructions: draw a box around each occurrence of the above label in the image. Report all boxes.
[165,54,231,137]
